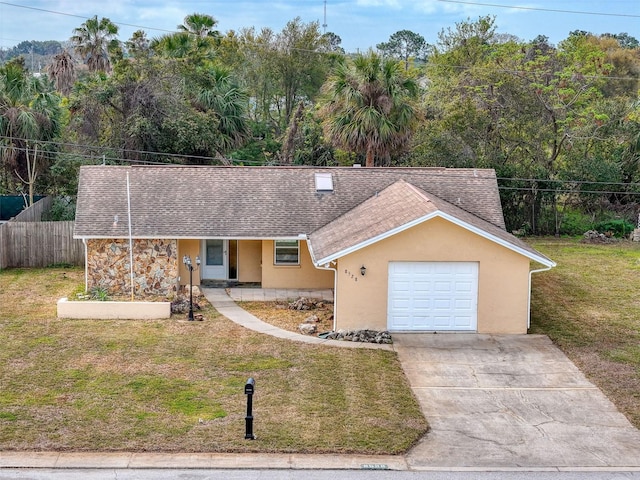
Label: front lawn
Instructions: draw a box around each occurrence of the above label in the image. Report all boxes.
[0,268,427,453]
[529,238,640,429]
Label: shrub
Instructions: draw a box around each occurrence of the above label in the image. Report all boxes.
[559,210,594,236]
[594,219,636,238]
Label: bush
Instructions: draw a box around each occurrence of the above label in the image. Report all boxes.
[594,219,636,238]
[559,210,594,236]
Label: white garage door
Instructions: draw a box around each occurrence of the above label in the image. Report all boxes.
[388,262,478,332]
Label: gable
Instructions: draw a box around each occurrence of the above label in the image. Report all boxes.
[308,180,554,268]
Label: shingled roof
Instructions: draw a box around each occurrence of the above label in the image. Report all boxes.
[75,165,553,266]
[308,180,552,266]
[74,165,505,237]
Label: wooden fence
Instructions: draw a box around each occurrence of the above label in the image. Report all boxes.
[0,221,84,268]
[10,196,53,222]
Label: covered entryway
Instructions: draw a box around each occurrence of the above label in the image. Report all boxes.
[387,261,478,332]
[201,239,238,280]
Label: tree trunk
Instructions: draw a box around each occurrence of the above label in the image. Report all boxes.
[365,145,375,167]
[280,101,304,164]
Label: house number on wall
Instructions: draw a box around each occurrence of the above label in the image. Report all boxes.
[344,269,358,282]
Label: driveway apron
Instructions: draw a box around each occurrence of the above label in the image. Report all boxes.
[394,333,640,469]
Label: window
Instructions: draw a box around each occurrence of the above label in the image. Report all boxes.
[274,240,299,265]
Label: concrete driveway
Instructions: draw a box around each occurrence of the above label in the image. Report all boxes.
[394,334,640,469]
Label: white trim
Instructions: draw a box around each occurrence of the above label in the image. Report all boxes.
[313,211,556,268]
[528,265,553,329]
[74,235,302,241]
[274,239,300,265]
[82,238,88,292]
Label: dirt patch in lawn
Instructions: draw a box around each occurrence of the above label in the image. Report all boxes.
[238,300,334,336]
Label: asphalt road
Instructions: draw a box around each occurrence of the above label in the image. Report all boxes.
[1,470,640,480]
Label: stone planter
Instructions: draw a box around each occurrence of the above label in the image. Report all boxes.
[57,298,171,320]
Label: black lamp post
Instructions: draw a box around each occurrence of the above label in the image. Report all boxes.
[183,254,201,321]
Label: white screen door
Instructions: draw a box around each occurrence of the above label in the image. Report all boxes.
[202,239,227,279]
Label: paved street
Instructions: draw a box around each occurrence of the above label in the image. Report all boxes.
[1,469,640,480]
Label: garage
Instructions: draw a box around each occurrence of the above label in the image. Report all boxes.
[388,261,479,332]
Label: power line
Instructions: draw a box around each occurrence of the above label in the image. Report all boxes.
[436,0,640,18]
[4,135,640,194]
[0,2,177,34]
[499,186,640,195]
[498,177,640,187]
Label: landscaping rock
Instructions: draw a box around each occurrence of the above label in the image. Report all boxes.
[299,323,317,335]
[288,296,333,311]
[304,314,320,324]
[582,230,614,244]
[324,329,393,344]
[171,298,202,314]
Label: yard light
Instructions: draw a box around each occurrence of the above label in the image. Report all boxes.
[360,265,367,276]
[183,254,201,321]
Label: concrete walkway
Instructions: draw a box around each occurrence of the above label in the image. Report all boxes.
[202,287,392,350]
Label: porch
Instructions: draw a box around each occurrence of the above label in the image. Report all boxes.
[225,287,334,302]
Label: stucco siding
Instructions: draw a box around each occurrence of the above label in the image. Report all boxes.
[238,240,262,283]
[261,240,333,289]
[335,217,531,334]
[177,239,201,287]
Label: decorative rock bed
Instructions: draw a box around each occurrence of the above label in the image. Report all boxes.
[320,329,393,344]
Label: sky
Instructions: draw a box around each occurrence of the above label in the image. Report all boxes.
[0,0,639,53]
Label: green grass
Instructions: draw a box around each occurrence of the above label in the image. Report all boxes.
[0,267,427,453]
[529,238,640,428]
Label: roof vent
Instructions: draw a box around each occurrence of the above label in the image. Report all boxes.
[315,172,333,192]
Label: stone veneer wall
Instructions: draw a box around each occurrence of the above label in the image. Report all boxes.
[86,239,178,297]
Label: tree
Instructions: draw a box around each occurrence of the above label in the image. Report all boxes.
[0,60,62,202]
[376,30,428,70]
[70,15,120,73]
[125,30,150,58]
[239,18,330,129]
[177,13,220,39]
[189,64,249,155]
[46,50,75,96]
[321,32,344,53]
[413,17,640,234]
[318,51,420,167]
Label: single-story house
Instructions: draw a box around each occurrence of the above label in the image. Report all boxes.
[74,165,555,334]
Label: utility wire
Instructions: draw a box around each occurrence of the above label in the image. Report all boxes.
[436,0,640,18]
[4,135,640,194]
[0,2,177,34]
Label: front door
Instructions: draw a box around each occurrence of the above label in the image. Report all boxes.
[202,239,227,280]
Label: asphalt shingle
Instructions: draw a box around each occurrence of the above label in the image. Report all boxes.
[74,165,506,239]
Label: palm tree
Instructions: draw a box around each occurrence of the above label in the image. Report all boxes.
[151,13,219,62]
[46,50,75,95]
[318,50,420,167]
[150,33,194,59]
[70,15,120,73]
[191,65,249,153]
[0,60,62,203]
[178,13,220,38]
